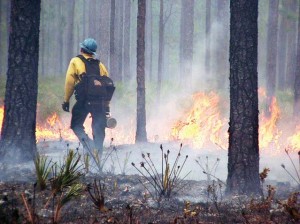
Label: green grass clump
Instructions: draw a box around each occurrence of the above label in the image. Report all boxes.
[34,153,53,190]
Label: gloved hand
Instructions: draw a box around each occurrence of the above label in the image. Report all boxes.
[62,102,70,112]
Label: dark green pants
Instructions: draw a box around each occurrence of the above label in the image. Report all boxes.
[70,101,106,155]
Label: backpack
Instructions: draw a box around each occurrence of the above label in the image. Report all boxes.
[74,55,115,102]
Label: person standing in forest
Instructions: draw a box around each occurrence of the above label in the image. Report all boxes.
[62,38,111,157]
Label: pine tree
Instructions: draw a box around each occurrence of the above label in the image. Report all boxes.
[226,0,261,195]
[0,0,41,162]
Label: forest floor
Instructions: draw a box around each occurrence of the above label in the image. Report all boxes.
[0,141,299,224]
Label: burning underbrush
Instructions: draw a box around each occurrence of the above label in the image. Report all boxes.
[1,90,299,153]
[0,90,300,222]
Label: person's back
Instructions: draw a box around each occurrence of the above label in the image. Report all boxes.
[62,38,111,156]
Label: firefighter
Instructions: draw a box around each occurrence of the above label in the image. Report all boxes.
[62,38,109,156]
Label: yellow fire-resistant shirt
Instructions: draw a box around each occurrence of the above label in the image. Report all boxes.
[64,53,109,102]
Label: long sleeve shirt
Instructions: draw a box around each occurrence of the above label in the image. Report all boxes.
[64,53,109,102]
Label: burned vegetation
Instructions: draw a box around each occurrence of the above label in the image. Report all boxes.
[0,143,299,224]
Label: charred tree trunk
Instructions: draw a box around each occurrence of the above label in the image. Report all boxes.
[294,0,300,117]
[205,0,211,76]
[136,0,147,143]
[179,0,194,88]
[265,0,279,116]
[123,0,131,82]
[226,0,261,195]
[0,0,41,162]
[157,0,164,106]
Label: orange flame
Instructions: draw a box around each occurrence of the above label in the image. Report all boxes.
[259,97,282,149]
[0,91,299,153]
[288,126,300,150]
[0,106,3,131]
[171,92,227,149]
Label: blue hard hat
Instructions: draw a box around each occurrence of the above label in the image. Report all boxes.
[80,38,97,55]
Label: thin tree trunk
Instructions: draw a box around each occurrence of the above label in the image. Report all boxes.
[285,0,297,90]
[157,0,164,106]
[116,0,124,82]
[205,0,211,76]
[145,0,153,81]
[124,0,131,82]
[179,0,195,88]
[58,0,63,75]
[83,1,87,38]
[136,0,147,143]
[109,0,117,80]
[265,0,279,116]
[226,0,260,195]
[66,0,75,63]
[277,1,288,91]
[99,0,110,65]
[0,0,41,162]
[294,0,300,117]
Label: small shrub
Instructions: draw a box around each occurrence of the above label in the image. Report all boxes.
[131,144,190,200]
[34,153,52,191]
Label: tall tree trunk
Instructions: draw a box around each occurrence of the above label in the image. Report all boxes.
[226,0,261,195]
[123,0,131,82]
[65,0,75,63]
[136,0,147,143]
[145,0,153,81]
[116,0,124,82]
[277,1,288,91]
[265,0,279,116]
[294,0,300,117]
[109,0,117,80]
[58,0,63,75]
[99,0,111,65]
[179,0,195,88]
[157,0,164,106]
[205,0,211,76]
[83,1,87,38]
[0,0,41,162]
[285,0,297,90]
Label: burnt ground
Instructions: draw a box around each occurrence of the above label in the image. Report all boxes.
[0,141,299,223]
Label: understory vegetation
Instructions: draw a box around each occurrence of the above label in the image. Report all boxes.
[0,144,299,223]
